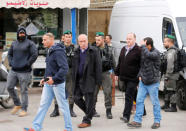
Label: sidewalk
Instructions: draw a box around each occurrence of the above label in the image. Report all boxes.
[0,88,186,131]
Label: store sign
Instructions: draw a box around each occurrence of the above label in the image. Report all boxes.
[26,23,39,35]
[0,0,90,9]
[5,32,17,49]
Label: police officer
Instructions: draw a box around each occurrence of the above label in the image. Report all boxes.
[50,30,77,117]
[93,32,116,119]
[162,34,179,112]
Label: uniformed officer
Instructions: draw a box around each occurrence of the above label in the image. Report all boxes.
[162,34,179,112]
[93,32,116,119]
[50,30,77,117]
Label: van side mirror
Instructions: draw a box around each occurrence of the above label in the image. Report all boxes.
[120,41,127,44]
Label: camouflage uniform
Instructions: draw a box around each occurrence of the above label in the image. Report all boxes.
[164,46,179,111]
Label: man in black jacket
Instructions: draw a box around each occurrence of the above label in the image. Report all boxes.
[128,37,161,129]
[72,34,102,128]
[7,26,38,117]
[115,33,141,123]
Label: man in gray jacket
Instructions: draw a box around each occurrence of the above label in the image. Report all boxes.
[127,37,161,129]
[161,35,179,112]
[7,26,38,117]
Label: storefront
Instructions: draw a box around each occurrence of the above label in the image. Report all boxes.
[0,0,90,50]
[0,0,90,86]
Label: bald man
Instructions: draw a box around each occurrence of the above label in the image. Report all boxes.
[72,34,102,128]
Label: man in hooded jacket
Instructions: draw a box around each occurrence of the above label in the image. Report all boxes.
[24,33,72,131]
[7,26,38,117]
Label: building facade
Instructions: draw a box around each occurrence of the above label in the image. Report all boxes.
[0,0,90,50]
[88,0,122,43]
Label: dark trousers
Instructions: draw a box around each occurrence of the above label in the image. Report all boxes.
[122,80,138,121]
[74,80,94,124]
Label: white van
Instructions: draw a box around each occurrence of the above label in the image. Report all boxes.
[109,0,186,110]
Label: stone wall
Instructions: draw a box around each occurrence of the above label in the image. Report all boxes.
[88,10,112,43]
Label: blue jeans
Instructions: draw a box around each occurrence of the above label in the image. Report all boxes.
[134,81,161,123]
[32,83,72,131]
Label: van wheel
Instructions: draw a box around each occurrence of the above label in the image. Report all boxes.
[177,79,186,110]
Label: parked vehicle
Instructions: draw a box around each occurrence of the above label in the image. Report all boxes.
[0,51,14,109]
[109,0,186,109]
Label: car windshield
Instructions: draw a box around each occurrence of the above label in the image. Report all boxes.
[176,17,186,47]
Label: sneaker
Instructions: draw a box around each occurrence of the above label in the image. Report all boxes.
[23,128,35,131]
[151,123,160,129]
[127,121,142,128]
[19,110,27,117]
[11,106,21,115]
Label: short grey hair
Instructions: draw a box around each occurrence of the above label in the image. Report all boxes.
[44,33,54,39]
[78,34,88,40]
[128,32,136,39]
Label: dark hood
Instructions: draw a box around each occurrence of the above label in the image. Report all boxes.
[49,43,66,55]
[17,26,27,40]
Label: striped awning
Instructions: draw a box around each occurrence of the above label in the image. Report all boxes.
[0,0,90,9]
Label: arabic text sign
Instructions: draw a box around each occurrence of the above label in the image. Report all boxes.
[1,0,90,9]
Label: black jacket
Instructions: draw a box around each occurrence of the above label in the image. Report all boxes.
[72,45,102,93]
[138,46,161,85]
[115,44,141,82]
[65,44,75,68]
[97,44,116,72]
[8,27,38,72]
[45,43,69,84]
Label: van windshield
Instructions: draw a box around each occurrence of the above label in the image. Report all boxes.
[176,17,186,47]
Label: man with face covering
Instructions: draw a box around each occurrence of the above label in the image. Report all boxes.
[7,26,38,117]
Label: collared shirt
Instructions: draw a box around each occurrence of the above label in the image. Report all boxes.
[125,43,135,56]
[80,47,88,53]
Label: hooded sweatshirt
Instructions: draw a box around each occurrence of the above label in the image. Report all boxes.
[44,43,69,84]
[8,26,38,72]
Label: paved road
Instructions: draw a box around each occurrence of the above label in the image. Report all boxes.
[0,88,186,131]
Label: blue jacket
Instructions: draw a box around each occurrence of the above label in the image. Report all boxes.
[44,43,69,84]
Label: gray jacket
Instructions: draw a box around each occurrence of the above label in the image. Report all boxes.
[138,46,161,85]
[165,46,179,80]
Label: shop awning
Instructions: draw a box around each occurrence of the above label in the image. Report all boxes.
[0,0,90,9]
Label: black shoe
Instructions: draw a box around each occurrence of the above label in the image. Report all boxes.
[164,107,177,112]
[161,104,170,110]
[50,104,60,117]
[161,101,170,110]
[70,110,77,117]
[127,121,142,128]
[164,103,177,112]
[151,123,160,129]
[106,108,113,119]
[93,111,100,117]
[120,116,129,123]
[70,104,77,117]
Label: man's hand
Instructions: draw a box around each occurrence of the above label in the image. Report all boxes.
[139,40,146,46]
[39,79,44,86]
[46,77,54,85]
[115,76,118,81]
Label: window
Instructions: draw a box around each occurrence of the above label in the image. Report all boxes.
[162,17,178,47]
